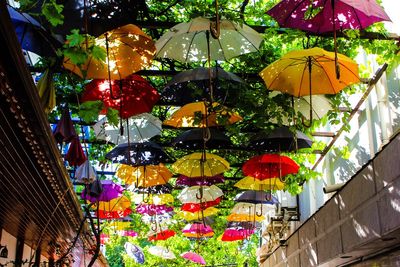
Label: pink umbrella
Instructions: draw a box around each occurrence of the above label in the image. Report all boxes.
[136,204,173,215]
[118,230,138,237]
[181,252,206,265]
[221,228,255,242]
[81,180,124,203]
[182,223,213,234]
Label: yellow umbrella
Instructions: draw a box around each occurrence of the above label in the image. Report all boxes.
[116,164,172,187]
[63,24,156,80]
[109,221,132,231]
[179,207,219,221]
[172,152,229,177]
[94,196,131,212]
[234,177,285,191]
[183,232,214,238]
[163,102,242,128]
[227,213,265,222]
[131,193,174,205]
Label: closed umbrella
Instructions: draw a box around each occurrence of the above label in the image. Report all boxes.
[74,160,95,184]
[148,246,176,260]
[124,242,145,264]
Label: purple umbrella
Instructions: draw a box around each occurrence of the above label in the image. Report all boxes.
[81,180,124,203]
[176,174,225,186]
[136,204,173,215]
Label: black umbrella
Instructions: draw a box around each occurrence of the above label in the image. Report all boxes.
[234,190,278,205]
[249,126,312,152]
[160,67,245,105]
[105,141,173,166]
[172,128,232,149]
[131,184,173,194]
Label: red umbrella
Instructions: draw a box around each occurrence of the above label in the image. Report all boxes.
[148,229,176,241]
[221,228,254,242]
[65,137,87,166]
[242,154,299,180]
[100,234,110,244]
[181,197,221,212]
[97,208,132,219]
[82,74,160,119]
[53,107,77,143]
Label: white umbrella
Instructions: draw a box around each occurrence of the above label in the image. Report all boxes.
[75,160,96,184]
[231,202,276,216]
[93,113,162,144]
[294,95,333,120]
[177,185,223,204]
[148,246,176,260]
[155,17,263,62]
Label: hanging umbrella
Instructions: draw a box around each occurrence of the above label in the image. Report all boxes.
[172,152,230,177]
[75,160,96,184]
[179,207,219,221]
[109,221,132,231]
[235,177,285,191]
[294,94,333,120]
[100,233,110,245]
[81,180,124,202]
[106,141,172,166]
[136,204,173,216]
[242,154,299,180]
[156,17,262,62]
[227,221,259,229]
[221,228,255,242]
[249,126,312,152]
[130,184,173,194]
[182,223,214,235]
[161,66,245,104]
[116,163,172,187]
[148,246,176,260]
[172,128,232,149]
[93,113,162,144]
[231,202,276,216]
[177,185,223,204]
[65,137,87,167]
[227,213,265,222]
[176,174,225,186]
[164,102,242,128]
[124,242,145,264]
[97,208,132,219]
[181,251,206,265]
[118,230,138,237]
[94,196,131,213]
[148,229,176,241]
[82,74,160,119]
[183,232,214,238]
[64,24,156,80]
[234,190,279,205]
[131,193,174,205]
[181,197,222,212]
[53,108,77,144]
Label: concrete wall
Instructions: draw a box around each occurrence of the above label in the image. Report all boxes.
[261,133,400,266]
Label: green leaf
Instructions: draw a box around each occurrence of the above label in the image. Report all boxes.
[91,45,107,61]
[106,108,119,127]
[63,47,88,65]
[78,100,103,123]
[42,0,64,27]
[66,29,85,48]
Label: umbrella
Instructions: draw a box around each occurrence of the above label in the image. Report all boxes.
[294,95,333,120]
[235,177,285,191]
[234,190,279,205]
[148,246,176,260]
[242,154,299,180]
[231,203,276,216]
[124,242,145,264]
[249,126,312,152]
[97,208,132,219]
[179,207,219,221]
[105,141,172,166]
[100,234,110,245]
[129,184,173,194]
[221,228,255,242]
[172,152,230,177]
[182,223,214,235]
[161,66,245,104]
[172,128,232,149]
[177,185,223,204]
[136,204,173,215]
[176,174,225,186]
[156,17,262,62]
[64,24,156,80]
[181,251,206,265]
[65,137,87,167]
[93,113,162,144]
[118,230,138,237]
[53,108,77,144]
[164,102,242,128]
[81,180,124,202]
[148,229,176,241]
[181,197,221,212]
[8,6,60,57]
[131,193,174,205]
[183,232,214,238]
[94,196,132,213]
[82,74,160,119]
[74,160,96,184]
[109,221,132,231]
[116,163,172,187]
[227,213,265,222]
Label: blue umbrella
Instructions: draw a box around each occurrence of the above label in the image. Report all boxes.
[124,242,145,264]
[8,6,60,56]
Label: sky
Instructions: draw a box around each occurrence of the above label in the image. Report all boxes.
[382,0,400,34]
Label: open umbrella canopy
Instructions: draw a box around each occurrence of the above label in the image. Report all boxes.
[118,230,139,237]
[155,17,262,62]
[136,204,173,215]
[234,190,279,205]
[172,128,232,149]
[161,66,245,104]
[172,152,230,177]
[148,229,176,241]
[231,202,276,216]
[242,154,299,180]
[148,246,176,260]
[259,47,359,97]
[106,141,172,166]
[266,0,391,33]
[179,207,219,221]
[125,242,145,264]
[249,126,313,152]
[177,185,223,204]
[181,251,206,265]
[82,74,160,119]
[64,24,156,80]
[93,113,162,144]
[81,180,124,203]
[108,221,133,231]
[235,177,285,191]
[130,184,173,194]
[97,208,132,219]
[163,102,242,128]
[131,193,174,205]
[221,228,255,242]
[176,174,225,186]
[181,197,222,212]
[182,223,214,234]
[94,195,131,212]
[116,163,172,187]
[227,213,265,222]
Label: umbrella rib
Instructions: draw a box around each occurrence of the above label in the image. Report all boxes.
[281,0,309,28]
[312,56,336,93]
[185,31,200,62]
[232,23,261,53]
[349,4,364,29]
[298,58,309,97]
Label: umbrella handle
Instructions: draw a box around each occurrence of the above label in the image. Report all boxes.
[255,204,263,217]
[210,0,220,39]
[196,187,204,200]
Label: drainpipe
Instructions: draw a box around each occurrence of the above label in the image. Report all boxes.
[375,71,392,145]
